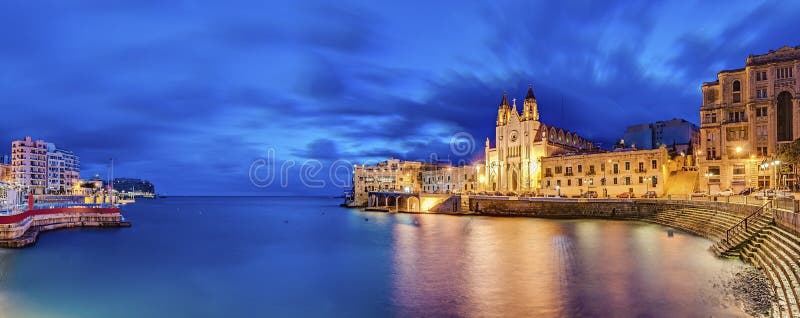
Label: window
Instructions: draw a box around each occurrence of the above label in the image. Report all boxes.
[733,165,745,175]
[638,176,643,184]
[613,163,619,174]
[589,165,595,174]
[756,125,768,138]
[703,112,717,124]
[756,88,767,99]
[565,167,573,175]
[577,165,583,173]
[756,107,768,117]
[638,162,645,172]
[728,110,745,122]
[625,177,631,185]
[777,67,794,79]
[757,146,768,157]
[545,168,552,176]
[706,147,718,160]
[624,162,630,171]
[555,166,562,174]
[651,160,658,169]
[567,179,571,186]
[600,163,605,172]
[705,89,717,104]
[732,80,741,103]
[726,127,748,141]
[613,177,618,185]
[577,178,582,186]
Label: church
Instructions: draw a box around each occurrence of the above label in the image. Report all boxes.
[484,84,594,193]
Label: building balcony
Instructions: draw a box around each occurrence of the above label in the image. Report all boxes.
[544,172,553,178]
[722,118,748,124]
[564,172,574,176]
[634,168,647,173]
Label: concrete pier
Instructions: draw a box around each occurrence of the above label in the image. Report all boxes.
[0,207,129,248]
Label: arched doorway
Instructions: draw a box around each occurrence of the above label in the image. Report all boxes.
[777,91,793,141]
[408,197,419,212]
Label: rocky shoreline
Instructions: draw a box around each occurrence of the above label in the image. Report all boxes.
[724,266,776,317]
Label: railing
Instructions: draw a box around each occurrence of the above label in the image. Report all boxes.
[725,200,772,242]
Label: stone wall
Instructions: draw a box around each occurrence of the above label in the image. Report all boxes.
[0,212,122,240]
[775,210,800,236]
[469,198,653,219]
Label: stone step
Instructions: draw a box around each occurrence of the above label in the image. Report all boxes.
[752,249,795,317]
[751,251,792,316]
[755,239,800,317]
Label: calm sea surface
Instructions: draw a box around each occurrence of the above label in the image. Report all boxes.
[0,197,750,317]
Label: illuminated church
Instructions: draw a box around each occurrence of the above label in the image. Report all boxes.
[485,84,594,193]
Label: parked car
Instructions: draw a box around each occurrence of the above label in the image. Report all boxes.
[753,189,788,200]
[641,191,657,198]
[713,189,734,197]
[738,187,754,195]
[690,191,707,198]
[774,191,794,199]
[581,191,598,198]
[616,192,635,198]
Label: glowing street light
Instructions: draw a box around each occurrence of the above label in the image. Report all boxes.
[703,172,714,195]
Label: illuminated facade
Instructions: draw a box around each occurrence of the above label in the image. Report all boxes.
[350,159,436,206]
[698,45,800,192]
[540,147,670,197]
[11,136,48,194]
[421,164,484,194]
[11,137,81,195]
[485,84,594,194]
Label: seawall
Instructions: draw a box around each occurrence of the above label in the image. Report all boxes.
[0,207,130,248]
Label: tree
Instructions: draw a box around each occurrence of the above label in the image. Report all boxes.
[776,138,800,190]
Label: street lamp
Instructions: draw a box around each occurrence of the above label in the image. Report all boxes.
[703,172,714,196]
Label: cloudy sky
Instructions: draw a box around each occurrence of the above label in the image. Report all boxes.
[1,1,799,195]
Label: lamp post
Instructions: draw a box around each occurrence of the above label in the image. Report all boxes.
[704,172,714,198]
[772,160,781,190]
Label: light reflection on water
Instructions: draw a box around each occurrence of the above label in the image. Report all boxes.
[391,215,749,317]
[0,197,748,317]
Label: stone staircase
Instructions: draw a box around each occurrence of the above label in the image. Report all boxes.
[647,202,800,317]
[648,206,743,241]
[741,225,800,317]
[711,202,774,258]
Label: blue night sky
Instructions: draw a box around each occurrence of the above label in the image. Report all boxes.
[2,1,800,195]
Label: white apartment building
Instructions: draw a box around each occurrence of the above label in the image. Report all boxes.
[11,137,48,194]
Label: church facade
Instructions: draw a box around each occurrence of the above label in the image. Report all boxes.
[485,84,594,193]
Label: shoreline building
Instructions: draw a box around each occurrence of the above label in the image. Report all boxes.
[421,164,484,194]
[540,147,672,197]
[485,84,594,194]
[698,45,800,192]
[622,118,699,153]
[349,159,437,206]
[11,137,48,194]
[11,137,81,195]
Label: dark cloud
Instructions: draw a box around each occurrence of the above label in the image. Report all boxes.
[0,0,796,195]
